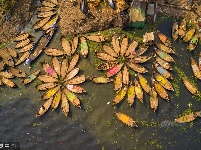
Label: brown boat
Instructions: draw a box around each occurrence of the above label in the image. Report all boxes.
[0,49,15,66]
[175,111,201,123]
[155,48,175,63]
[92,76,113,83]
[155,42,176,54]
[67,75,88,85]
[113,86,127,105]
[122,66,129,85]
[51,89,61,110]
[67,53,79,73]
[22,70,40,85]
[153,62,173,79]
[36,97,53,117]
[172,21,179,41]
[71,37,79,55]
[80,37,88,58]
[182,77,199,96]
[114,112,138,127]
[15,51,30,66]
[13,32,30,41]
[42,16,58,31]
[42,0,57,7]
[42,85,60,100]
[125,40,138,56]
[64,88,81,108]
[1,77,16,88]
[38,74,57,83]
[138,73,151,94]
[96,52,117,61]
[37,6,55,12]
[0,71,14,78]
[8,67,26,78]
[65,68,79,81]
[96,61,118,71]
[37,11,56,18]
[120,37,128,57]
[155,56,173,70]
[61,92,69,116]
[134,79,143,103]
[102,45,118,58]
[127,82,135,107]
[157,31,172,47]
[14,38,30,49]
[112,36,120,55]
[178,18,186,38]
[127,62,148,73]
[130,55,151,63]
[135,45,149,56]
[33,16,51,30]
[52,57,61,76]
[149,87,158,112]
[106,63,123,77]
[0,61,5,71]
[114,71,122,91]
[61,37,71,56]
[18,43,33,53]
[44,48,65,56]
[66,84,86,93]
[153,80,169,101]
[7,48,17,58]
[154,73,174,91]
[50,0,58,5]
[190,57,201,80]
[42,63,58,78]
[36,82,57,91]
[85,35,105,42]
[60,58,68,79]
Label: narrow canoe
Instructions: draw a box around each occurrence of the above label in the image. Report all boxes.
[106,63,123,77]
[154,62,173,79]
[85,35,105,42]
[125,40,138,56]
[131,55,152,63]
[18,43,33,53]
[37,11,56,18]
[67,75,88,85]
[1,77,16,88]
[114,112,138,127]
[64,88,81,108]
[42,1,57,7]
[96,61,118,71]
[188,34,199,51]
[155,48,175,63]
[114,71,123,91]
[52,56,61,76]
[120,37,128,57]
[7,48,17,58]
[157,31,172,47]
[44,48,65,56]
[96,52,117,61]
[42,86,60,100]
[183,28,195,43]
[182,77,199,96]
[0,71,14,78]
[42,63,58,78]
[127,82,135,107]
[22,70,40,85]
[155,56,173,70]
[13,32,30,42]
[122,65,129,85]
[8,67,26,78]
[80,37,88,58]
[61,92,69,116]
[113,86,127,105]
[65,68,79,81]
[0,61,5,71]
[61,37,71,56]
[50,0,58,5]
[149,87,158,112]
[127,62,148,73]
[190,57,201,80]
[175,112,196,123]
[42,16,58,31]
[67,53,79,73]
[33,16,51,30]
[154,73,174,91]
[102,45,118,58]
[138,73,151,94]
[14,38,30,49]
[155,42,176,54]
[51,89,61,110]
[66,84,86,93]
[153,80,169,101]
[178,18,186,38]
[91,76,113,83]
[15,51,30,66]
[112,36,120,55]
[60,57,68,79]
[134,79,143,103]
[36,97,53,117]
[36,82,57,91]
[71,37,79,55]
[0,49,15,66]
[172,22,179,41]
[38,74,57,83]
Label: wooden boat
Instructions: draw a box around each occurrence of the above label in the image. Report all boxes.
[114,71,122,91]
[183,28,195,43]
[157,31,172,47]
[122,66,129,85]
[127,82,135,107]
[154,62,173,79]
[66,84,86,93]
[36,97,53,117]
[96,52,117,61]
[199,51,201,70]
[71,37,79,55]
[22,70,40,85]
[37,11,56,18]
[138,73,151,94]
[36,82,57,91]
[188,34,199,51]
[42,16,58,31]
[25,23,57,65]
[0,61,5,71]
[120,37,128,57]
[175,111,201,123]
[38,74,57,83]
[37,6,55,12]
[125,40,138,57]
[153,80,169,101]
[127,46,149,58]
[155,42,176,54]
[14,38,30,49]
[154,73,174,91]
[15,51,30,66]
[172,21,179,40]
[51,89,61,110]
[64,88,81,108]
[131,56,151,63]
[134,79,143,103]
[182,77,199,96]
[18,43,33,53]
[112,36,120,55]
[67,53,79,73]
[91,76,113,83]
[52,57,61,76]
[65,68,79,81]
[149,87,158,112]
[67,75,88,85]
[13,32,29,41]
[178,18,186,38]
[50,0,58,5]
[61,92,69,116]
[8,67,26,78]
[44,48,65,56]
[103,45,118,58]
[106,63,123,77]
[61,37,71,56]
[60,57,68,79]
[33,16,51,30]
[126,62,148,73]
[0,71,14,78]
[155,48,175,63]
[42,63,57,78]
[7,48,17,58]
[114,112,138,127]
[113,86,127,105]
[155,56,172,70]
[85,35,105,42]
[80,37,88,58]
[190,57,201,80]
[42,0,57,7]
[42,85,60,100]
[96,61,118,71]
[1,77,16,88]
[0,49,15,66]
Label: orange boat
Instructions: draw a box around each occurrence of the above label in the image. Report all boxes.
[114,112,138,127]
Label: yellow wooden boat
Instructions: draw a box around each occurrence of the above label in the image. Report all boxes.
[157,31,172,47]
[37,6,55,12]
[1,77,16,88]
[190,57,201,80]
[183,28,195,42]
[52,56,61,76]
[71,37,79,55]
[0,61,5,71]
[51,89,61,110]
[172,21,178,41]
[178,18,186,38]
[149,87,158,112]
[42,86,60,100]
[42,16,58,31]
[153,80,169,101]
[8,67,26,78]
[38,74,57,83]
[114,112,138,127]
[33,16,51,30]
[15,51,30,66]
[0,49,15,67]
[113,86,127,105]
[175,111,201,123]
[154,73,174,91]
[65,68,79,81]
[60,58,68,79]
[134,79,143,103]
[138,73,151,94]
[125,40,138,56]
[42,1,57,7]
[0,71,14,78]
[182,77,199,96]
[18,43,33,53]
[127,82,135,107]
[64,88,81,108]
[114,71,122,91]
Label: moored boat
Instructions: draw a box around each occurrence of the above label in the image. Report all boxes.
[67,53,79,73]
[0,49,15,66]
[15,51,30,66]
[67,75,88,85]
[114,112,138,127]
[114,71,122,91]
[153,62,173,79]
[14,38,30,49]
[149,87,158,112]
[18,43,34,53]
[42,85,60,100]
[42,0,57,8]
[172,21,179,41]
[61,37,71,56]
[127,82,135,107]
[61,92,69,116]
[96,52,117,61]
[8,67,26,78]
[64,88,81,108]
[80,37,88,58]
[182,77,199,96]
[190,57,201,80]
[37,11,56,18]
[42,16,58,30]
[106,63,123,77]
[153,80,169,101]
[183,28,195,42]
[44,48,65,56]
[42,63,58,78]
[103,45,118,58]
[130,55,151,63]
[188,34,199,51]
[7,48,17,58]
[134,79,143,103]
[91,76,113,83]
[22,70,40,85]
[113,86,127,105]
[51,89,61,110]
[112,36,120,55]
[85,35,105,42]
[38,74,57,83]
[155,42,176,54]
[36,97,53,117]
[120,37,128,57]
[122,66,129,85]
[125,40,138,56]
[1,77,16,88]
[127,62,148,73]
[71,37,79,55]
[13,32,30,41]
[0,61,5,71]
[36,82,57,91]
[138,73,151,94]
[96,61,118,71]
[178,18,186,38]
[66,84,86,93]
[0,71,14,78]
[154,48,175,63]
[175,111,201,123]
[65,68,79,81]
[155,56,173,70]
[154,73,174,91]
[52,56,61,76]
[33,16,51,30]
[157,31,172,47]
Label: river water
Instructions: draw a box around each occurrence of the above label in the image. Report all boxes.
[0,3,201,150]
